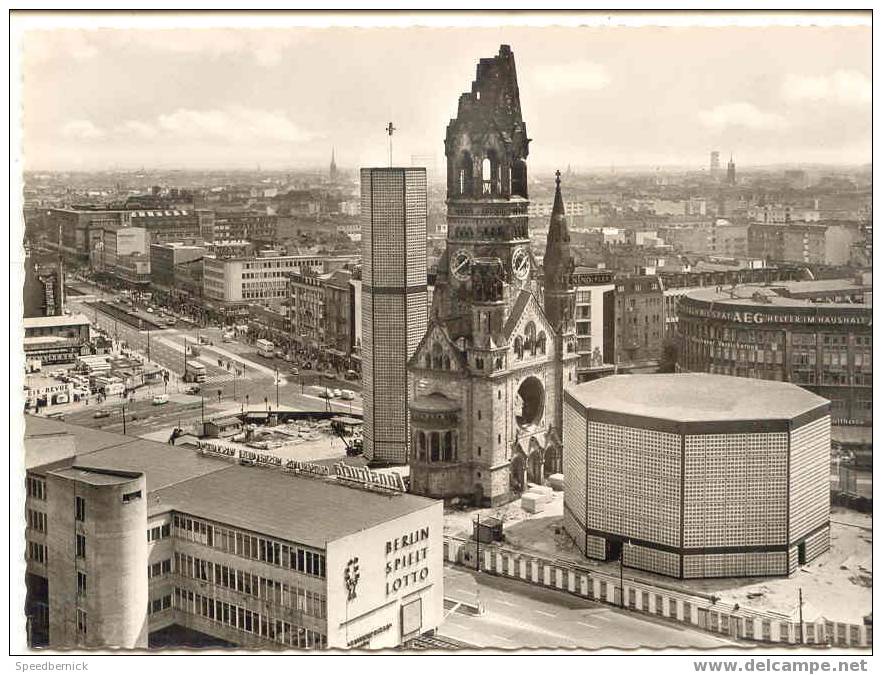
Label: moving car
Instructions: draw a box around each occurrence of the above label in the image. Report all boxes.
[184,385,201,395]
[275,350,286,360]
[152,394,169,405]
[289,367,299,376]
[317,388,333,399]
[93,410,111,419]
[340,389,355,400]
[332,389,342,398]
[146,307,154,313]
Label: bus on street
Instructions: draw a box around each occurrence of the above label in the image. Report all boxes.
[184,362,207,383]
[256,339,275,358]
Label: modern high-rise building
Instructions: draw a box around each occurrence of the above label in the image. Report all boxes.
[410,154,438,181]
[360,167,428,465]
[709,150,720,176]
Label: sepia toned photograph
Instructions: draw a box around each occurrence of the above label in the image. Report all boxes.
[9,8,873,663]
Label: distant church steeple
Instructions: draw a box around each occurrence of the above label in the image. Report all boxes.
[329,148,338,181]
[727,153,736,185]
[542,170,576,333]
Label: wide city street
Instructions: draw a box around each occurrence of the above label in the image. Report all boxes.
[63,282,363,432]
[439,565,736,650]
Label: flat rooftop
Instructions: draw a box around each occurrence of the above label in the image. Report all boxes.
[24,415,437,547]
[774,279,870,296]
[23,314,90,329]
[25,415,231,492]
[686,284,870,309]
[50,466,141,486]
[566,374,829,423]
[155,465,437,549]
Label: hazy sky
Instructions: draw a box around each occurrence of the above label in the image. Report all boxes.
[20,22,871,172]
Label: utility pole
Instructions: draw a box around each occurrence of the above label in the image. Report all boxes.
[183,336,188,379]
[146,328,151,361]
[475,513,481,572]
[619,543,625,609]
[121,404,126,435]
[275,366,280,407]
[798,588,805,645]
[200,393,205,425]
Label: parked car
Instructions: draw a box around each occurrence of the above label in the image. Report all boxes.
[332,389,342,398]
[289,367,299,376]
[184,385,201,395]
[146,307,154,313]
[340,390,355,400]
[93,410,111,419]
[317,388,333,399]
[46,412,65,420]
[275,350,286,360]
[152,394,169,405]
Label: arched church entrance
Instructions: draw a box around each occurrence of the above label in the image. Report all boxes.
[527,450,543,485]
[510,452,527,493]
[472,483,484,507]
[543,444,561,476]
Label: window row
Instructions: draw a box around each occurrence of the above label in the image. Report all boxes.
[174,588,327,649]
[173,514,326,578]
[148,523,171,542]
[174,552,327,619]
[149,559,172,579]
[148,594,172,615]
[28,541,47,565]
[27,508,47,533]
[26,476,46,501]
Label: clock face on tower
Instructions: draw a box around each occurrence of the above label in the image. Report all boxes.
[450,249,473,281]
[511,246,531,280]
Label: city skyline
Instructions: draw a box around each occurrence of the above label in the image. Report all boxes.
[13,13,873,659]
[21,22,870,172]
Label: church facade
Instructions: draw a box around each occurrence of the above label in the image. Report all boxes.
[406,45,578,507]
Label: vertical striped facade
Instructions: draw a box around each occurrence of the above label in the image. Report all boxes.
[563,384,831,579]
[360,168,428,464]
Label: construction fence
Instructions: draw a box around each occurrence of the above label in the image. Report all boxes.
[443,535,871,649]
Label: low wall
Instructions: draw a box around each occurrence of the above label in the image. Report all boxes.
[443,536,871,649]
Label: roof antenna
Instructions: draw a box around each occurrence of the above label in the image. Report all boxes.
[386,122,396,167]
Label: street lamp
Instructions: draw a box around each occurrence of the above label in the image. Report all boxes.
[619,539,632,609]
